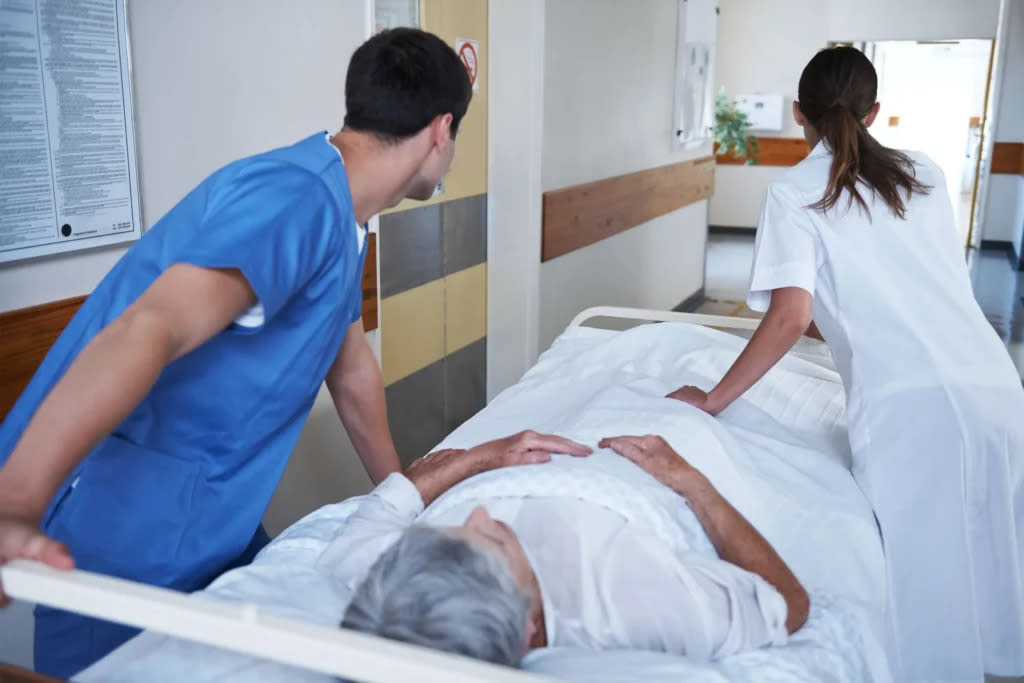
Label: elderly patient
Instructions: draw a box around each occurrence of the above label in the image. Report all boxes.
[319,431,810,668]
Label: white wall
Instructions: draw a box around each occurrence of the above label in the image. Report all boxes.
[824,0,1000,42]
[710,0,824,228]
[537,0,711,351]
[0,0,374,670]
[984,175,1024,254]
[981,0,1024,254]
[993,0,1024,141]
[486,0,545,400]
[711,0,1001,229]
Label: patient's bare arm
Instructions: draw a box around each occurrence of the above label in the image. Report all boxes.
[599,435,810,633]
[405,431,591,506]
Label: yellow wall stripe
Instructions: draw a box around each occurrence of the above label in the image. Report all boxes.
[380,262,487,386]
[380,278,445,386]
[444,262,487,355]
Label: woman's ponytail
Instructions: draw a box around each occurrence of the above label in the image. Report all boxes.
[799,47,930,219]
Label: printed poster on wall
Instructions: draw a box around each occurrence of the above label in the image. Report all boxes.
[0,0,142,264]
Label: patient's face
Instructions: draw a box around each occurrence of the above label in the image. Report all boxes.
[446,506,535,591]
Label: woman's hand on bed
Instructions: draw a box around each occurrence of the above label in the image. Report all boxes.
[665,385,721,416]
[598,435,705,493]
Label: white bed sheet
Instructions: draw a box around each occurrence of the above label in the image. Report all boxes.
[79,322,891,682]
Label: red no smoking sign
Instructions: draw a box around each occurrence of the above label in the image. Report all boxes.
[455,38,479,92]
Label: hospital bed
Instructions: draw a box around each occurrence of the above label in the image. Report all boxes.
[1,307,891,682]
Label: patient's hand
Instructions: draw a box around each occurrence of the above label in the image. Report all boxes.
[407,432,592,506]
[599,435,704,493]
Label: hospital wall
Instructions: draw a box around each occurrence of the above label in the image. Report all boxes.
[0,0,375,669]
[536,0,711,351]
[710,0,1002,230]
[980,0,1024,260]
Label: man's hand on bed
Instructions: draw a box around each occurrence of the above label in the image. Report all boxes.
[0,519,75,606]
[665,385,722,416]
[406,432,592,506]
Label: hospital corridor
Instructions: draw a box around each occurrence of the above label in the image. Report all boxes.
[1,0,1024,682]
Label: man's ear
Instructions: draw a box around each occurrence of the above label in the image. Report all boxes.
[431,113,454,147]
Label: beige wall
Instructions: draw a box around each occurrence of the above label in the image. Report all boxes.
[537,0,711,351]
[710,0,1001,229]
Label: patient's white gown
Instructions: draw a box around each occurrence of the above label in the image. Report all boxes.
[747,141,1024,682]
[318,460,790,660]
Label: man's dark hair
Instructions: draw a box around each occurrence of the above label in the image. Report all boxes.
[344,28,472,142]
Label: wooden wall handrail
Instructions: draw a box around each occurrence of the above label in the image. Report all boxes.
[0,234,378,422]
[720,138,1024,176]
[991,142,1024,176]
[715,137,809,166]
[541,156,715,262]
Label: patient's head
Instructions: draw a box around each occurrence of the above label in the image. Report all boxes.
[341,507,537,667]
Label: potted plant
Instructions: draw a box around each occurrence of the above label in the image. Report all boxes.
[715,90,759,165]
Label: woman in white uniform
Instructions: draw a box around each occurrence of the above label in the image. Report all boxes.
[668,46,1024,682]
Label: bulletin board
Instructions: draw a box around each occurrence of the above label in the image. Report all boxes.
[0,0,141,264]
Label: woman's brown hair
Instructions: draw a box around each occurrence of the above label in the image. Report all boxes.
[798,46,930,219]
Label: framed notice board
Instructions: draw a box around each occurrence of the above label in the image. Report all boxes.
[0,0,141,264]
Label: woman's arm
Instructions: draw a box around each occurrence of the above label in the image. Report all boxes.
[667,287,812,416]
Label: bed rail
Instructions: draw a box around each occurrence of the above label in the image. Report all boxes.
[568,305,761,331]
[1,560,554,683]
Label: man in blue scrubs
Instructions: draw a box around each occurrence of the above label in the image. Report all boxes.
[0,28,471,678]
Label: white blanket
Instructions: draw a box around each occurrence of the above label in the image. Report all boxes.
[79,323,891,683]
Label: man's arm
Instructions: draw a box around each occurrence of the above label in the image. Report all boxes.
[0,264,256,602]
[600,435,809,633]
[325,321,401,484]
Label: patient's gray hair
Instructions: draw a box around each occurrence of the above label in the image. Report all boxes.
[341,525,531,667]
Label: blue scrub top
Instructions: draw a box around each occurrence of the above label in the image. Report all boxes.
[0,132,366,590]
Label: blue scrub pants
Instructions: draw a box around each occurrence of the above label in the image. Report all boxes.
[33,525,271,678]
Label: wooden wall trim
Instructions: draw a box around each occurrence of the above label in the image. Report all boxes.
[0,663,64,683]
[361,232,378,332]
[715,137,809,166]
[0,295,86,422]
[720,139,1024,175]
[541,156,715,262]
[0,235,380,421]
[991,142,1024,175]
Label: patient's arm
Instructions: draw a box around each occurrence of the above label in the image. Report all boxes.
[407,432,591,506]
[599,435,810,633]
